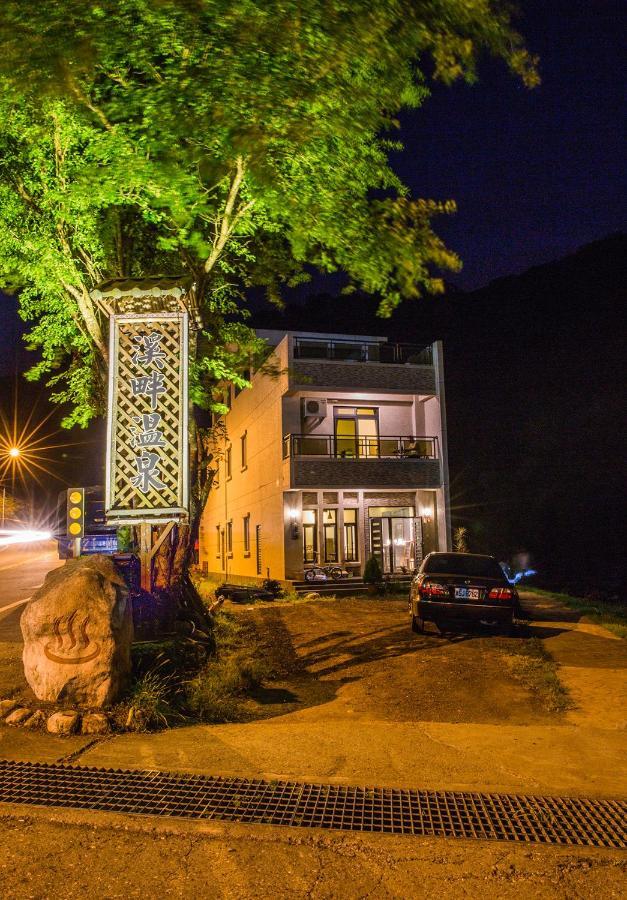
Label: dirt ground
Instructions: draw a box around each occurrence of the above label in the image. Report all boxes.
[1,803,625,900]
[236,597,565,726]
[1,592,625,897]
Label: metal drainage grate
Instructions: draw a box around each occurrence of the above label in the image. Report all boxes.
[0,760,625,849]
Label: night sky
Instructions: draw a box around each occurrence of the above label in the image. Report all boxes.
[396,0,625,289]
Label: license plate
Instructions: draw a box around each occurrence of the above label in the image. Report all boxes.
[454,587,480,600]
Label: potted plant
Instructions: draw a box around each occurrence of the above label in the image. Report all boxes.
[363,555,383,596]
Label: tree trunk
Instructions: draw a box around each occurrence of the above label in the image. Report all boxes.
[149,421,214,634]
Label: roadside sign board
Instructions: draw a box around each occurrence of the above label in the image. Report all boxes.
[105,312,189,523]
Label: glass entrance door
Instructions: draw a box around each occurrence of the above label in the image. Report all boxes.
[369,516,422,574]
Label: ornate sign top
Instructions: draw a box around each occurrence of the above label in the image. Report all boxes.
[105,312,189,522]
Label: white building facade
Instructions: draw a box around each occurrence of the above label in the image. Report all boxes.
[199,330,451,584]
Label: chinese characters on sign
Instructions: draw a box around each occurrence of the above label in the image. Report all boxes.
[105,313,189,520]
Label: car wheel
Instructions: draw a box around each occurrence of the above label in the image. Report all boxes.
[411,615,424,634]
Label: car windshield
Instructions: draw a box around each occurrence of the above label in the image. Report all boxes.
[422,554,504,579]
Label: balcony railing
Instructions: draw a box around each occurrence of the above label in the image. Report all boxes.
[292,337,433,365]
[283,434,438,460]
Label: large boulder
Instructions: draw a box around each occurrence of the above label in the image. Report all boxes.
[21,555,133,707]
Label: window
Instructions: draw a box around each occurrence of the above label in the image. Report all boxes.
[215,525,221,559]
[302,509,318,563]
[226,446,232,479]
[343,509,358,562]
[243,514,250,555]
[226,521,233,555]
[234,367,251,398]
[241,431,247,469]
[255,524,262,575]
[334,407,379,458]
[323,508,338,562]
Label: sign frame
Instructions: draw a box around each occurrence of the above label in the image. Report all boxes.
[105,311,189,523]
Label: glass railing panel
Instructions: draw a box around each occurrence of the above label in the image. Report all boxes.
[378,438,400,457]
[297,436,331,456]
[331,342,363,361]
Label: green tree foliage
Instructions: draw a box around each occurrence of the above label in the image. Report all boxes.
[0,1,537,423]
[0,3,537,574]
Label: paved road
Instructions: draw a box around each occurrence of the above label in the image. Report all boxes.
[0,541,62,631]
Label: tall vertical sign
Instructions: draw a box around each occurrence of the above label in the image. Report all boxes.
[105,313,189,522]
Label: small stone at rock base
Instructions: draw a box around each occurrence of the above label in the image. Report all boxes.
[25,710,47,730]
[0,699,19,719]
[46,711,80,735]
[5,707,32,726]
[81,712,110,735]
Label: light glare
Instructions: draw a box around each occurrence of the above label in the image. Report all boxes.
[0,528,52,546]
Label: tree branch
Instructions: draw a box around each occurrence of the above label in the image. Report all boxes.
[204,156,254,275]
[63,66,114,131]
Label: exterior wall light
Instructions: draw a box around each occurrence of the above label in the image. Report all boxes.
[419,506,434,523]
[289,507,300,539]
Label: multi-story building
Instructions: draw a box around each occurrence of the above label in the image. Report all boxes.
[199,330,451,584]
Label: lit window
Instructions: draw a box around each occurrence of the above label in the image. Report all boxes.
[226,521,233,555]
[241,432,247,469]
[243,514,250,554]
[343,509,358,562]
[255,525,262,574]
[323,508,337,562]
[215,525,220,559]
[303,510,318,563]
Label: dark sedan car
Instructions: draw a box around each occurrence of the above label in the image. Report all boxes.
[409,552,519,634]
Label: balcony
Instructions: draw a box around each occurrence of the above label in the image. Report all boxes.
[283,434,437,460]
[289,337,436,395]
[293,337,433,365]
[283,434,442,490]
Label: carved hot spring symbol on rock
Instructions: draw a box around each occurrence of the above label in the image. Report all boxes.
[43,611,101,665]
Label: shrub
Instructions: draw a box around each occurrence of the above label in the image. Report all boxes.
[453,526,469,552]
[125,666,176,730]
[363,555,382,585]
[186,649,269,723]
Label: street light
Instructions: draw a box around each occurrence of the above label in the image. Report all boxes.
[8,447,20,458]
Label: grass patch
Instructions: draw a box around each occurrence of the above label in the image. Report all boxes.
[523,588,627,638]
[505,637,571,713]
[184,611,270,723]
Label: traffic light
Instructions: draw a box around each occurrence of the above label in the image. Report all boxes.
[66,488,85,538]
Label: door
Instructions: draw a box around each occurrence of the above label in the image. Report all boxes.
[369,517,421,574]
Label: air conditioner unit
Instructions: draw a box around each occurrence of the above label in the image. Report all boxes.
[303,398,328,419]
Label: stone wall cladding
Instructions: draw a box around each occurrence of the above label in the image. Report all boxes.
[291,361,436,394]
[292,459,441,489]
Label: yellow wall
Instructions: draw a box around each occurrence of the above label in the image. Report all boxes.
[199,339,290,582]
